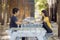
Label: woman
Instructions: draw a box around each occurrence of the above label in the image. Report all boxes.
[41,10,53,33]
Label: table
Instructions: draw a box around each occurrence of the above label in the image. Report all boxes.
[8,28,46,40]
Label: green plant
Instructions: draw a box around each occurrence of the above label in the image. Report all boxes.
[35,0,48,12]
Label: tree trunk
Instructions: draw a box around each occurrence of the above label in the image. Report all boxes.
[57,0,60,37]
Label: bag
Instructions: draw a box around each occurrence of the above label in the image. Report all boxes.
[43,22,52,33]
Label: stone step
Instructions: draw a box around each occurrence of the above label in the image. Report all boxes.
[0,31,8,36]
[0,36,10,40]
[0,33,8,36]
[53,36,60,40]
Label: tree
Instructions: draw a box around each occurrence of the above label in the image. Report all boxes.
[35,0,48,12]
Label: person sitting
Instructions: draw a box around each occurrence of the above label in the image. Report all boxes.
[10,8,25,40]
[10,8,21,28]
[41,10,53,33]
